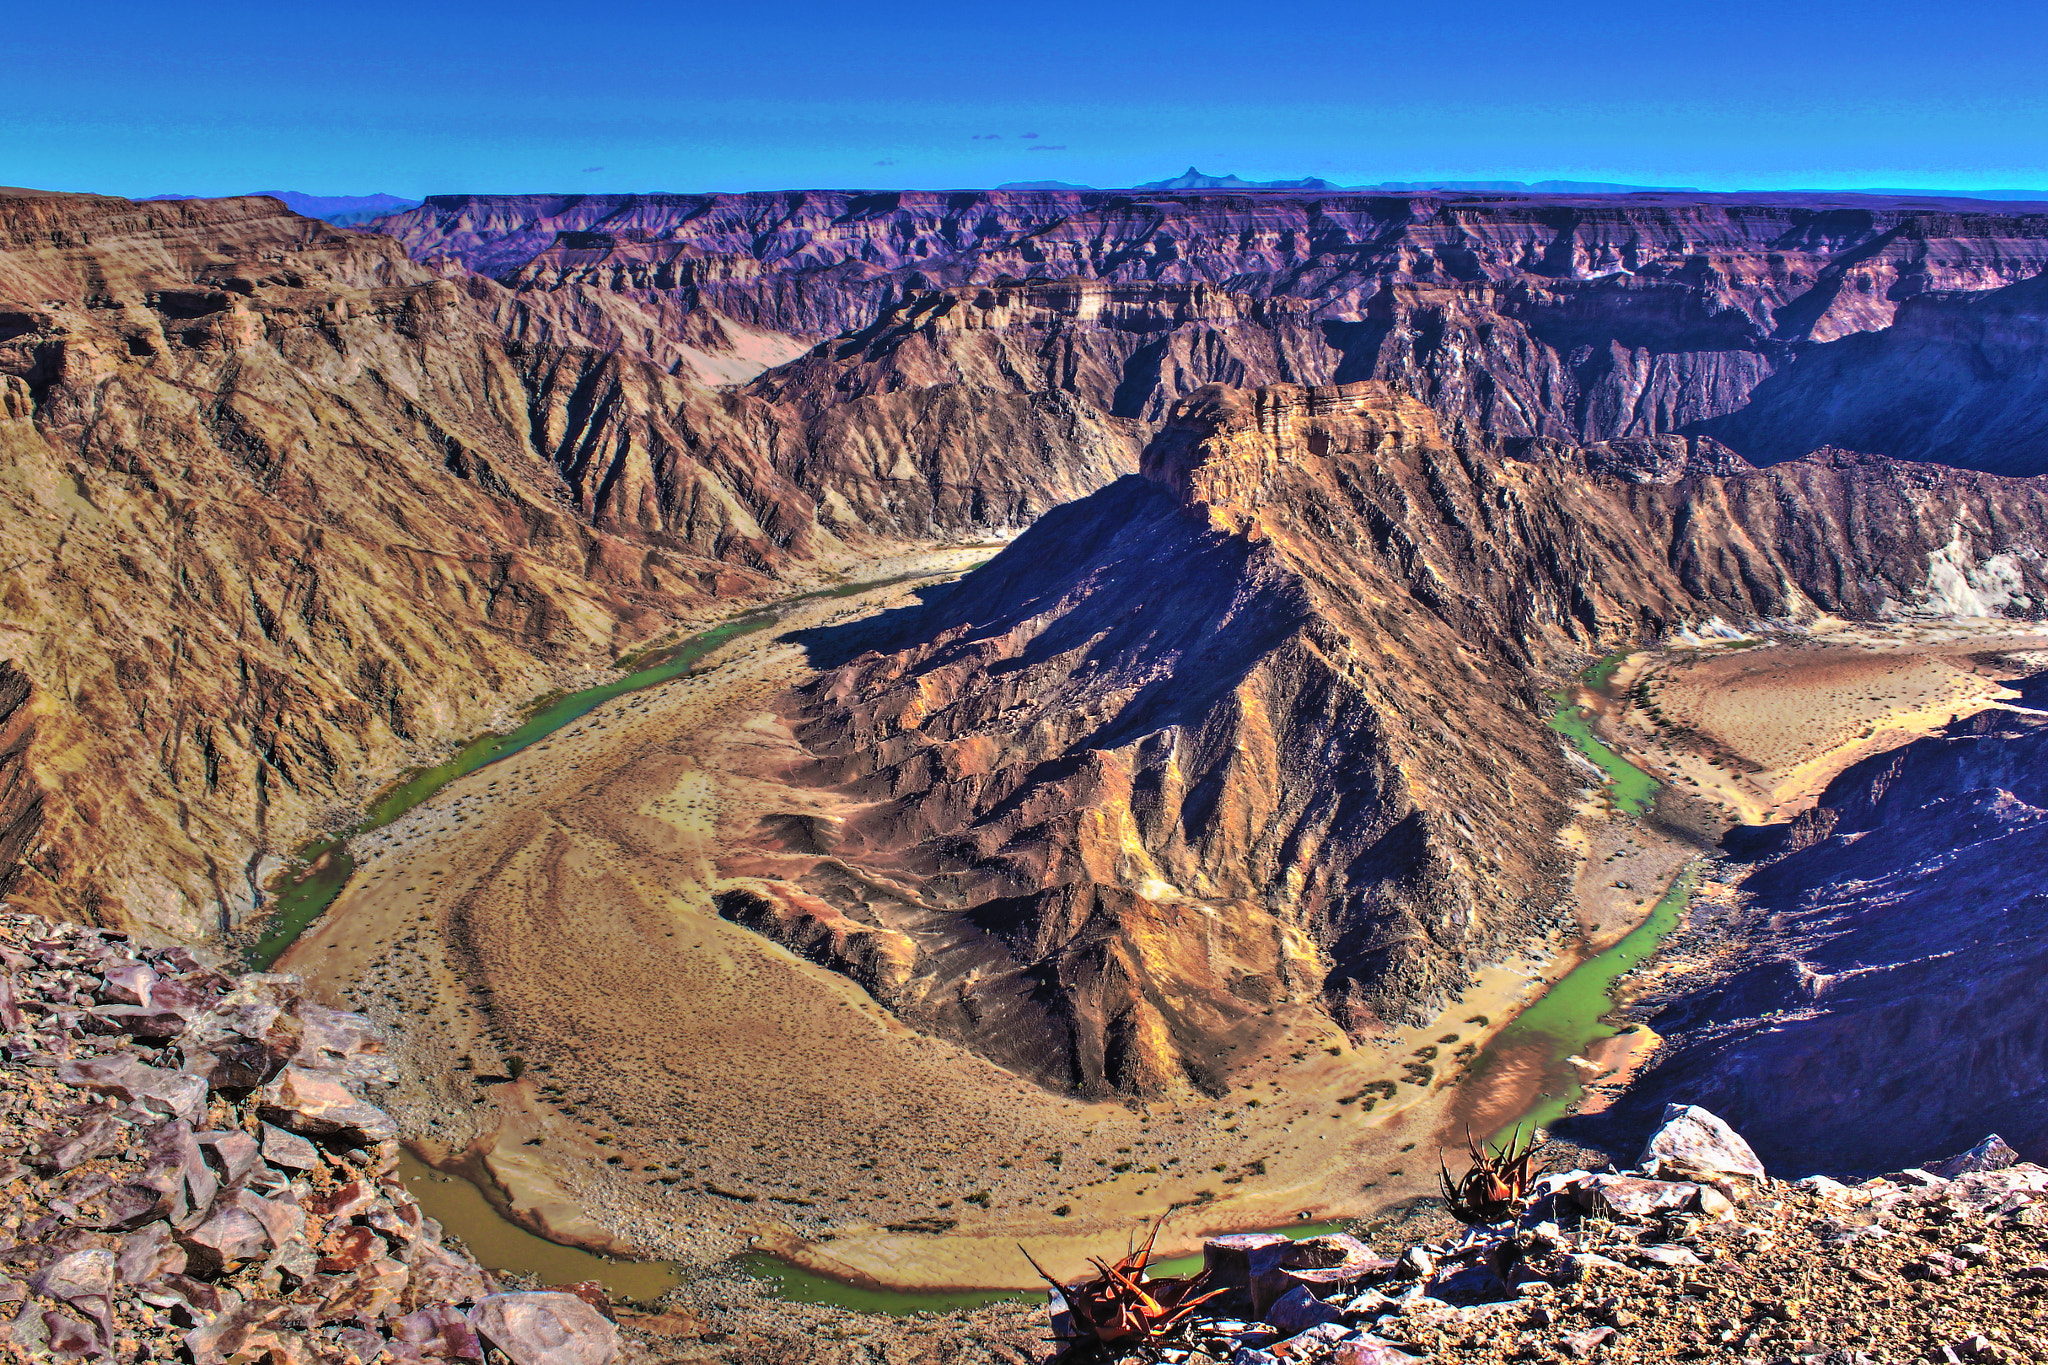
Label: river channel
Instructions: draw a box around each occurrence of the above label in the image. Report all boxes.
[264,613,1696,1313]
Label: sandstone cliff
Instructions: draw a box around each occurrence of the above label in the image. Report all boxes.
[732,383,2048,1096]
[0,190,827,940]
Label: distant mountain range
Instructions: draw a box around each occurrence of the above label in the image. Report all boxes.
[141,191,420,225]
[998,167,2048,201]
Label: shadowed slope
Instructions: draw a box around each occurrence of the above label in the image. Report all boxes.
[727,382,2048,1097]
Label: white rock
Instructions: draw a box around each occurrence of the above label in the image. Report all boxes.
[1638,1103,1765,1182]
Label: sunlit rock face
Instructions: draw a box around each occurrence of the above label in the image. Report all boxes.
[1573,685,2048,1175]
[0,190,822,938]
[379,190,2048,466]
[732,381,2048,1097]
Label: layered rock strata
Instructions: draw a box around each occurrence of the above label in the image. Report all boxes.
[734,382,2048,1096]
[0,190,843,939]
[1571,680,2048,1176]
[378,190,2048,469]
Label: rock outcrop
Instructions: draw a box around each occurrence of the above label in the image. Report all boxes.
[737,382,2048,1096]
[376,190,2048,467]
[0,906,619,1364]
[1067,1107,2048,1365]
[0,190,840,940]
[1570,684,2048,1177]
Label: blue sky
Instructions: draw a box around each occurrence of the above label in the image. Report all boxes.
[8,0,2046,198]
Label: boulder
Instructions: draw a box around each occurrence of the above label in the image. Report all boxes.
[1926,1135,2022,1179]
[1263,1283,1343,1334]
[1637,1103,1765,1182]
[57,1055,207,1125]
[258,1066,397,1145]
[470,1292,621,1365]
[32,1249,117,1303]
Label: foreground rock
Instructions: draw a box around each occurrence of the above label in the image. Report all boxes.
[1039,1107,2048,1364]
[0,908,617,1364]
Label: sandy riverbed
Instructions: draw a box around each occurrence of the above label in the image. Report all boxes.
[279,541,1665,1290]
[1591,618,2048,825]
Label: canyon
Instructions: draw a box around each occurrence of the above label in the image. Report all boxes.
[3,180,2048,1331]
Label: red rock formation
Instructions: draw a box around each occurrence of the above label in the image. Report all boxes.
[378,191,2048,466]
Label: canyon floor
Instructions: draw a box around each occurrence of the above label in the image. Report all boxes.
[276,553,2048,1298]
[270,544,1662,1294]
[1585,618,2048,826]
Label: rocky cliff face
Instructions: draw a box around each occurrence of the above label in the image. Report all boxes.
[1571,692,2048,1176]
[735,382,2048,1096]
[0,190,835,941]
[1699,268,2048,476]
[377,191,2048,468]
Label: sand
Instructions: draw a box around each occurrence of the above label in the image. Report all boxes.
[1588,619,2048,826]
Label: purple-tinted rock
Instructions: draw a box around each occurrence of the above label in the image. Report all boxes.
[38,1109,123,1172]
[56,1054,207,1125]
[1926,1135,2023,1179]
[470,1292,621,1365]
[392,1304,486,1360]
[258,1066,396,1146]
[118,1223,187,1285]
[404,1238,494,1309]
[42,1308,102,1358]
[145,1121,219,1229]
[234,1190,304,1253]
[1331,1341,1426,1365]
[178,1207,270,1278]
[260,1122,320,1171]
[97,961,157,1006]
[1569,1173,1702,1221]
[196,1130,262,1188]
[31,1249,116,1302]
[1263,1283,1343,1334]
[1638,1104,1765,1182]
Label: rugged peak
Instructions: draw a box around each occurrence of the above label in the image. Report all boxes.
[1142,381,1447,530]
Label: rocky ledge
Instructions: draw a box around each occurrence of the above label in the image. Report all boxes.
[0,909,620,1364]
[1051,1108,2048,1365]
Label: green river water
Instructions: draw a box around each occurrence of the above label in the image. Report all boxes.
[274,620,1694,1313]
